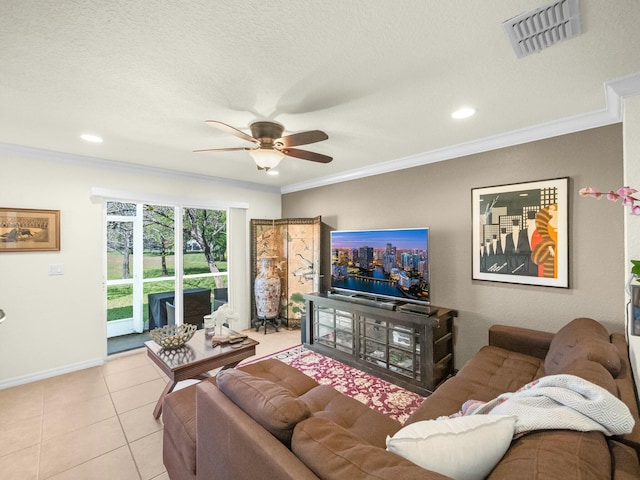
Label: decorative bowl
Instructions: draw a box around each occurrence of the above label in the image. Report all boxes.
[150,324,197,349]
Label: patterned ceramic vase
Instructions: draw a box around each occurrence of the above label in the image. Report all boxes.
[254,257,280,319]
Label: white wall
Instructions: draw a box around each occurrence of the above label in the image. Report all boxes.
[0,149,281,386]
[624,94,640,397]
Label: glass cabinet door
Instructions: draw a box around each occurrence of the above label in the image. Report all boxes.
[358,316,421,380]
[313,306,354,353]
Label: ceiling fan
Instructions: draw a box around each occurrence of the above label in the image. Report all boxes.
[193,120,332,171]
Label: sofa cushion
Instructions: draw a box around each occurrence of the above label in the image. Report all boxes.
[239,358,319,396]
[608,439,640,478]
[300,384,402,448]
[488,429,611,480]
[545,318,621,376]
[407,347,544,424]
[551,341,621,377]
[161,359,316,476]
[292,416,449,480]
[386,415,516,480]
[216,368,310,447]
[455,345,546,391]
[560,358,618,396]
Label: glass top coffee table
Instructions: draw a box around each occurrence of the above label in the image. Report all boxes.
[145,327,259,418]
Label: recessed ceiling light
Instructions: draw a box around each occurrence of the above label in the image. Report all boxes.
[451,107,476,120]
[80,134,103,143]
[266,170,279,176]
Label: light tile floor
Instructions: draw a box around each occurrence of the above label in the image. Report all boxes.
[0,328,301,480]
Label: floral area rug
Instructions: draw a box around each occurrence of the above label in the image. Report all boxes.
[267,345,426,424]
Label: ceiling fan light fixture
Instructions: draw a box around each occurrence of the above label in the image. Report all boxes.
[249,147,284,170]
[196,120,332,168]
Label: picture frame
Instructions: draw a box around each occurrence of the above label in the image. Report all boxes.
[0,208,60,252]
[471,177,569,288]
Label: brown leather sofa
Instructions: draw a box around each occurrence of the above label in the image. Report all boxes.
[162,318,640,479]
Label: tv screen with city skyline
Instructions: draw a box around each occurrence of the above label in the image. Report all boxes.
[330,227,430,305]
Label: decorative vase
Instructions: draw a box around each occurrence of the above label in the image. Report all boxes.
[254,257,281,319]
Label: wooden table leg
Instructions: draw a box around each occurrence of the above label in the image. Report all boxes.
[154,379,178,419]
[219,361,240,371]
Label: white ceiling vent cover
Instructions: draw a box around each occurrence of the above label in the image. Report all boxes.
[503,0,581,58]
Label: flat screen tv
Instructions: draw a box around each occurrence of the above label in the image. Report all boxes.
[330,227,430,305]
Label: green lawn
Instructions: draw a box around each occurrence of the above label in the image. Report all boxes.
[107,252,227,321]
[107,251,227,280]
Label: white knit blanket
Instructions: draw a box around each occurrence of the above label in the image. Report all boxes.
[450,374,634,436]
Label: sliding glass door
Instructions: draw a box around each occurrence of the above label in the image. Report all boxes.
[106,201,227,351]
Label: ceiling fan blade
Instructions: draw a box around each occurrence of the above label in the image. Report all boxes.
[277,130,328,148]
[192,147,251,153]
[281,148,333,163]
[204,121,258,144]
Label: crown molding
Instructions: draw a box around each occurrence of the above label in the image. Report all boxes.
[3,73,639,197]
[0,142,281,194]
[281,72,640,195]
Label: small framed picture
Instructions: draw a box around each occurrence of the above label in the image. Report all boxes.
[471,178,569,288]
[0,208,60,252]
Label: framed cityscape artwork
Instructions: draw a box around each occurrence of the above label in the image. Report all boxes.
[0,207,60,252]
[471,177,569,288]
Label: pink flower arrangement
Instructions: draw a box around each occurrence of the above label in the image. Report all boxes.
[579,186,640,215]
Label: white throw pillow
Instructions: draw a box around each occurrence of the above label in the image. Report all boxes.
[386,415,516,480]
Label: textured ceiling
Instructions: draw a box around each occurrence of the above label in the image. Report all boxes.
[1,1,640,191]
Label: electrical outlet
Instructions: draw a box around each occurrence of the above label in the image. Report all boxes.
[48,264,64,275]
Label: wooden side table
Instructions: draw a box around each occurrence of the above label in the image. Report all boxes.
[145,328,258,419]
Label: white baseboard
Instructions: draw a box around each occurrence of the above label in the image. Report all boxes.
[0,357,106,390]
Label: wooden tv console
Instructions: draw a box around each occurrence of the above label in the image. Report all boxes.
[303,293,456,395]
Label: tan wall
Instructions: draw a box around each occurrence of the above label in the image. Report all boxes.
[282,125,625,368]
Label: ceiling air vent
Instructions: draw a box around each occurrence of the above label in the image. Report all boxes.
[503,0,581,58]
